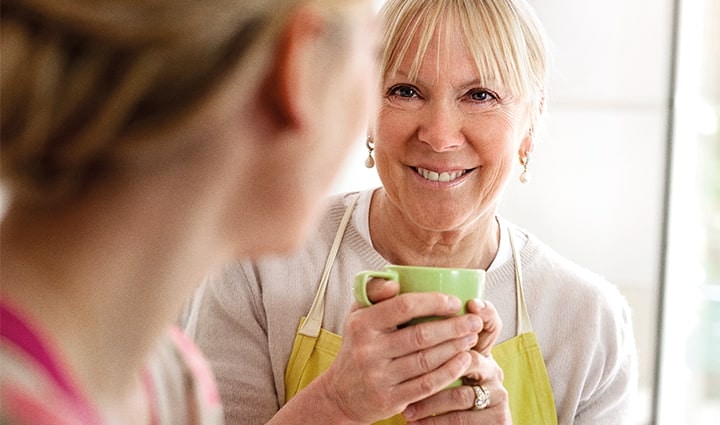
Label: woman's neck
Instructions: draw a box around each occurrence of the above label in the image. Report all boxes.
[369,189,500,270]
[0,180,225,422]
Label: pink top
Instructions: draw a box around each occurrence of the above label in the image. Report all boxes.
[0,301,224,425]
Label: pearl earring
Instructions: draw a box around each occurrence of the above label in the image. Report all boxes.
[365,136,375,168]
[519,153,531,183]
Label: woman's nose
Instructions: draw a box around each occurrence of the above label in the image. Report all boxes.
[417,101,465,152]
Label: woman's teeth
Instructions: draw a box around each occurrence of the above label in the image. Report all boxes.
[416,167,467,182]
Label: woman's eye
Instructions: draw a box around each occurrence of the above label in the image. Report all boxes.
[389,85,418,98]
[468,90,496,102]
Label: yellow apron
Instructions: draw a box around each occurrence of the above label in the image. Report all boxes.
[285,196,558,425]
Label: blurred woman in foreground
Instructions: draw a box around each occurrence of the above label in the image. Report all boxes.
[0,0,377,423]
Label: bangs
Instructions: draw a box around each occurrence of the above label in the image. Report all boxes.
[380,0,547,100]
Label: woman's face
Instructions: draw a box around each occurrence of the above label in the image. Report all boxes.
[374,23,534,233]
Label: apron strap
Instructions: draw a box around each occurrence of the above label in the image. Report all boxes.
[508,227,533,335]
[298,193,361,337]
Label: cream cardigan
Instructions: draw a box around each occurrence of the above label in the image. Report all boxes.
[184,191,638,425]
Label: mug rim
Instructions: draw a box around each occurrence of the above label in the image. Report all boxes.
[384,264,485,274]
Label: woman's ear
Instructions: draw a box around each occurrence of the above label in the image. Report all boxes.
[520,123,536,157]
[520,130,534,157]
[521,90,544,154]
[263,5,328,131]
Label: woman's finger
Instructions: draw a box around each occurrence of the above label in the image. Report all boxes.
[462,350,502,385]
[351,291,463,330]
[385,333,478,381]
[350,278,400,312]
[402,380,511,424]
[466,299,501,356]
[401,352,507,420]
[366,278,401,303]
[391,350,474,405]
[378,313,484,358]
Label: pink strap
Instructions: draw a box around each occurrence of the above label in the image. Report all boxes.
[168,326,221,407]
[0,301,103,424]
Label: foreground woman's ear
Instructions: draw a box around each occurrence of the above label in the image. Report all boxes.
[264,5,332,131]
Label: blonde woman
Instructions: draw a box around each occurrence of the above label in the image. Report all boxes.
[0,0,378,423]
[186,0,639,424]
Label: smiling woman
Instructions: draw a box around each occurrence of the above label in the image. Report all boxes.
[373,12,538,237]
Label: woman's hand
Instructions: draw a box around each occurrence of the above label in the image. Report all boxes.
[400,300,511,424]
[315,278,486,423]
[400,354,511,424]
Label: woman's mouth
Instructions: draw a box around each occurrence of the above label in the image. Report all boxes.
[413,167,473,183]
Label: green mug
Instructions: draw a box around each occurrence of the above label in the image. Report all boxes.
[353,264,485,387]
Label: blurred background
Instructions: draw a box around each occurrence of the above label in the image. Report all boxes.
[331,0,720,423]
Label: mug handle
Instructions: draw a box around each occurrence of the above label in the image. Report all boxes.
[353,270,398,307]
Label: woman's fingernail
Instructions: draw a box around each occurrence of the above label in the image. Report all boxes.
[447,296,461,311]
[467,315,483,332]
[403,405,416,420]
[464,334,478,349]
[460,351,472,368]
[475,298,486,309]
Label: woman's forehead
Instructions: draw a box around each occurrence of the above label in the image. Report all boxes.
[385,18,515,92]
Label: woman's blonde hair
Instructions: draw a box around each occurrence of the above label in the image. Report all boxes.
[0,0,357,206]
[379,0,549,113]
